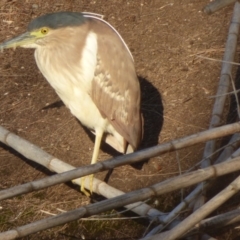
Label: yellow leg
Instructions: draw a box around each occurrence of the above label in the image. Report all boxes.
[81,130,103,195]
[80,177,90,196]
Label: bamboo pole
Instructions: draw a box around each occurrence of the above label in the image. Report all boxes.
[1,121,240,237]
[146,174,240,240]
[181,2,240,233]
[2,156,240,239]
[1,122,240,232]
[214,133,240,164]
[1,121,240,200]
[186,209,240,237]
[144,133,240,237]
[189,5,240,239]
[142,208,240,239]
[203,0,236,14]
[201,1,240,168]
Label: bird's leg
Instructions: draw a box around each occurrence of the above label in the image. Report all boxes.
[81,130,103,195]
[89,131,103,192]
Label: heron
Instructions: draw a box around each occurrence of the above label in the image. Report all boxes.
[0,12,142,195]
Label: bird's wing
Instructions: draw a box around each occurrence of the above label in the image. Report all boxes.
[89,19,142,152]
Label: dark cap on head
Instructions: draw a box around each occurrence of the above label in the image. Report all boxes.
[28,12,87,31]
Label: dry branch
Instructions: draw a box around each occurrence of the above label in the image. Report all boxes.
[2,156,240,239]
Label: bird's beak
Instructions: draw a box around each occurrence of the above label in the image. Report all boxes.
[0,32,36,50]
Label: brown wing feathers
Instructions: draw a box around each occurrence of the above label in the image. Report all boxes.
[89,19,142,151]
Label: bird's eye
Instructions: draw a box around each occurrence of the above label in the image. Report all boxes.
[41,27,49,35]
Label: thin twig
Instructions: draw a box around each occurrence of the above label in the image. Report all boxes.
[197,55,240,66]
[209,88,240,98]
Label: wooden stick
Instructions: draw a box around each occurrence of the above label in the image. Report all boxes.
[2,156,240,239]
[1,122,240,200]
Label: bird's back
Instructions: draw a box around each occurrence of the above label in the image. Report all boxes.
[88,16,142,152]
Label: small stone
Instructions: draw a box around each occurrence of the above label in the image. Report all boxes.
[32,4,38,9]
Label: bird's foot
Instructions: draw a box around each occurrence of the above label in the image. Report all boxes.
[89,174,94,193]
[80,175,94,196]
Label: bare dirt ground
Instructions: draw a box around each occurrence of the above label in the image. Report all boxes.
[0,0,237,239]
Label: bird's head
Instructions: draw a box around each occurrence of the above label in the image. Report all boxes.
[0,12,87,50]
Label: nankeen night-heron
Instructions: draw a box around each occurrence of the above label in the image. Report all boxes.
[0,12,142,195]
